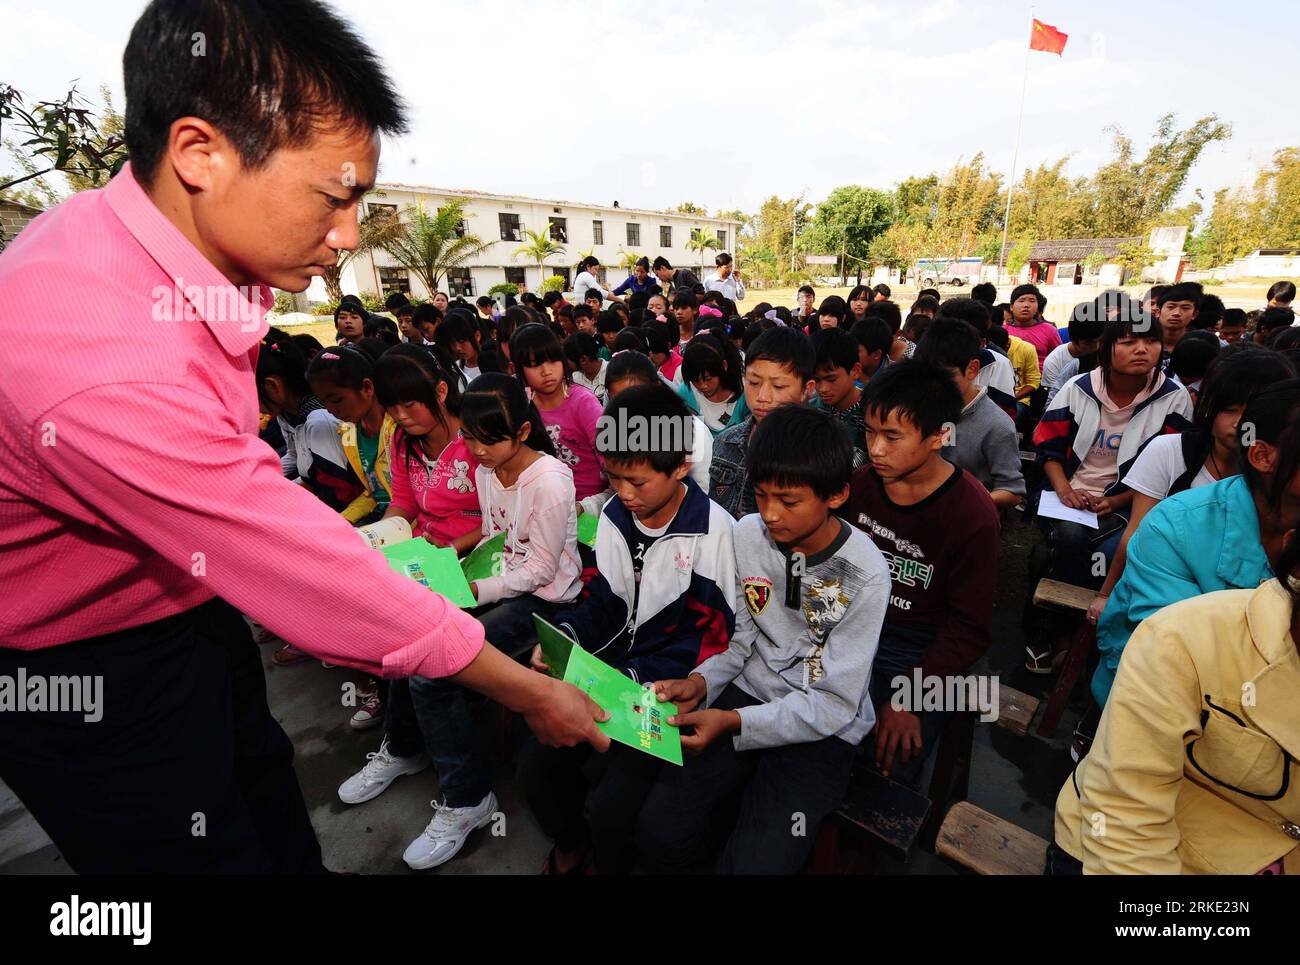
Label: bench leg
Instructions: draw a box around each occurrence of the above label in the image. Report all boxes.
[1036,622,1095,737]
[922,711,974,851]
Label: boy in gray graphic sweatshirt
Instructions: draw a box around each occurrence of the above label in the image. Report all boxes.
[636,405,890,874]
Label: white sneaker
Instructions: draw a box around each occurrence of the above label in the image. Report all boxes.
[402,792,498,870]
[337,740,430,805]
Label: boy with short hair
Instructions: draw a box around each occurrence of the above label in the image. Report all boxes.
[1043,301,1105,404]
[795,284,816,320]
[394,302,417,342]
[595,310,622,360]
[637,404,889,874]
[1156,282,1202,352]
[563,332,608,404]
[846,360,1000,788]
[811,327,868,467]
[583,287,605,320]
[518,383,736,875]
[709,327,816,520]
[914,318,1025,508]
[572,303,597,336]
[412,303,442,345]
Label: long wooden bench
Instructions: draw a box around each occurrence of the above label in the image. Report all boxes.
[936,801,1049,875]
[1031,578,1097,737]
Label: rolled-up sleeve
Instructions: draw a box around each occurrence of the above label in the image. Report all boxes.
[33,381,484,679]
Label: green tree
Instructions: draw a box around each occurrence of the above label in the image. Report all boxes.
[1115,239,1157,281]
[380,199,490,296]
[686,229,720,272]
[799,185,894,284]
[1005,236,1035,276]
[673,201,706,215]
[513,228,567,289]
[0,83,126,196]
[616,250,643,272]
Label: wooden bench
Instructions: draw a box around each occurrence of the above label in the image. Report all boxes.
[812,765,932,873]
[996,684,1040,736]
[936,801,1049,875]
[1031,578,1097,737]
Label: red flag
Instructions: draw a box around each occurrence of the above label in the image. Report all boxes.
[1029,18,1068,55]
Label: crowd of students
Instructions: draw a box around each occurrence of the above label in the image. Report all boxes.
[257,261,1300,875]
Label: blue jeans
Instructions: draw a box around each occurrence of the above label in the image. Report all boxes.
[866,626,952,791]
[384,594,560,807]
[1037,514,1126,590]
[635,684,858,874]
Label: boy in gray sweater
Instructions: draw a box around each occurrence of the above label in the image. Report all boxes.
[917,317,1025,510]
[636,405,890,874]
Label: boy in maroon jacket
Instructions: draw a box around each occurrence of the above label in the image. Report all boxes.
[844,360,1000,789]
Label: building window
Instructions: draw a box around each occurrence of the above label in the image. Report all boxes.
[660,226,672,248]
[626,223,640,246]
[592,220,604,245]
[717,229,727,250]
[597,267,608,286]
[499,213,523,242]
[447,269,475,298]
[454,218,467,239]
[548,216,568,243]
[505,267,527,288]
[378,267,410,294]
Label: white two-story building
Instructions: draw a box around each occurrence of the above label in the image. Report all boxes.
[309,182,743,303]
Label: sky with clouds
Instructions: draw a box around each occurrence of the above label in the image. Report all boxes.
[2,0,1292,218]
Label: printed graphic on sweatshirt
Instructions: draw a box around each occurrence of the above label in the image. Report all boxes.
[854,512,923,559]
[545,423,578,468]
[446,458,474,494]
[743,576,773,616]
[879,549,934,590]
[802,577,850,683]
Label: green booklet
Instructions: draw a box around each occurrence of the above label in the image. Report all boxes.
[461,532,507,583]
[532,613,575,679]
[577,512,600,548]
[379,537,478,609]
[561,639,683,766]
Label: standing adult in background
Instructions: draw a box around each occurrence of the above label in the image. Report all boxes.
[652,255,706,302]
[572,255,622,306]
[611,255,661,300]
[0,0,608,875]
[704,252,746,303]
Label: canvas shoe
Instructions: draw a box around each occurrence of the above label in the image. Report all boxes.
[349,690,384,731]
[402,792,498,871]
[337,740,430,805]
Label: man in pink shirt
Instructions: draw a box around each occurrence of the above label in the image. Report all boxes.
[0,0,606,874]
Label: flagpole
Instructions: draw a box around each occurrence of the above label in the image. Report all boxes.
[997,10,1035,286]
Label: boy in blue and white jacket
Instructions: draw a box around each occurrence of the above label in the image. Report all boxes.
[517,383,736,876]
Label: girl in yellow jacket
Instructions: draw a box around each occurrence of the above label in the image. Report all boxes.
[308,346,397,525]
[1052,571,1300,874]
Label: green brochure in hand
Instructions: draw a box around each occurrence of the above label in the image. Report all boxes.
[461,532,507,583]
[562,643,683,766]
[379,537,478,609]
[577,512,600,548]
[532,614,575,679]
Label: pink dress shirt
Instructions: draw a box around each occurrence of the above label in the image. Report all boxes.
[0,164,484,678]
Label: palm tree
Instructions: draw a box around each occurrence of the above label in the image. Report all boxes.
[514,229,567,289]
[322,206,403,302]
[616,250,642,272]
[378,199,490,297]
[686,230,721,273]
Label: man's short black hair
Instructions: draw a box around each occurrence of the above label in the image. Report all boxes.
[935,297,991,334]
[124,0,407,183]
[563,331,601,366]
[672,291,697,311]
[596,310,624,335]
[1169,331,1221,383]
[747,404,853,501]
[1193,293,1225,331]
[476,296,494,308]
[918,287,941,302]
[652,256,673,272]
[865,298,903,333]
[385,291,411,312]
[797,284,816,298]
[584,289,604,304]
[1268,280,1296,304]
[812,328,861,374]
[715,252,733,267]
[1067,301,1105,342]
[573,304,594,322]
[872,283,891,299]
[969,282,997,306]
[915,317,982,372]
[862,359,962,439]
[542,290,563,308]
[851,316,893,356]
[411,303,442,327]
[1158,282,1204,306]
[745,327,816,381]
[598,383,692,474]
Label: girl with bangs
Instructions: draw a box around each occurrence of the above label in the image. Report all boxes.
[1029,311,1194,672]
[510,323,606,500]
[676,334,749,435]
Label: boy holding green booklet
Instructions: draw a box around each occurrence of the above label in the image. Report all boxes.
[636,404,890,874]
[518,383,737,875]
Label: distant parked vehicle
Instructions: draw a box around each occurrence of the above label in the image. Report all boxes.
[914,257,983,287]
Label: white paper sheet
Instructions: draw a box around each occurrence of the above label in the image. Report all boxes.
[1037,491,1099,529]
